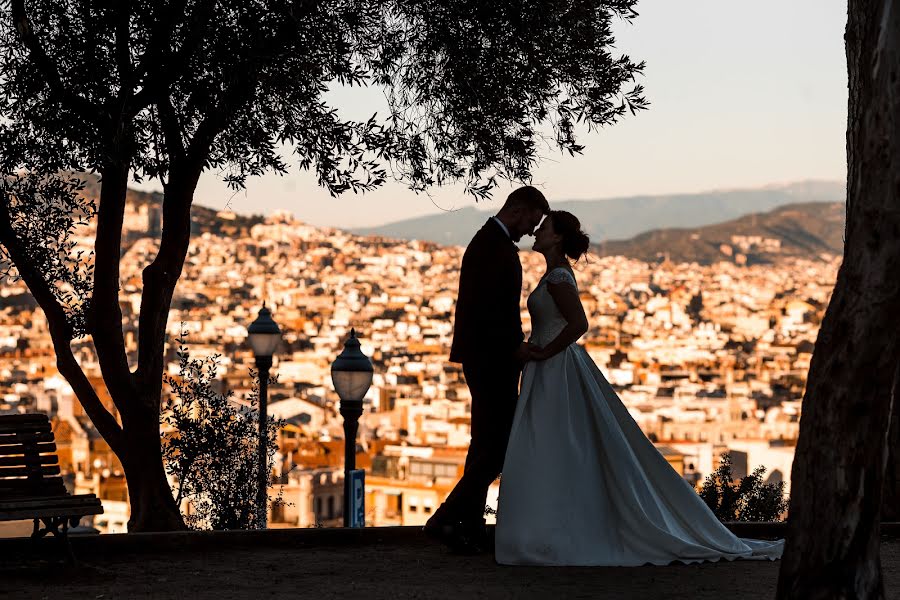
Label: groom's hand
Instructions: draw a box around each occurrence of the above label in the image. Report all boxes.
[514,342,532,363]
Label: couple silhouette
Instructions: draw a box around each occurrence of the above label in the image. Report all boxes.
[424,186,784,566]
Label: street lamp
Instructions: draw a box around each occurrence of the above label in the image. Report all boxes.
[247,304,282,529]
[331,328,373,527]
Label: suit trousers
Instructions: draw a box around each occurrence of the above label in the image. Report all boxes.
[435,358,521,527]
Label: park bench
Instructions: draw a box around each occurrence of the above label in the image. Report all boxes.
[0,413,103,551]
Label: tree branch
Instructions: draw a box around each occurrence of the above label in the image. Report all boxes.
[185,77,258,169]
[134,38,263,403]
[134,82,249,397]
[114,1,133,101]
[128,0,216,117]
[158,94,186,163]
[0,198,123,450]
[134,174,193,399]
[9,0,97,124]
[89,163,136,411]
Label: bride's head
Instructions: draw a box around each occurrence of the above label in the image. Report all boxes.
[532,210,590,262]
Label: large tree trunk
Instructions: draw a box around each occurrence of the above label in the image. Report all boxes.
[883,399,900,521]
[81,161,187,532]
[118,166,202,532]
[776,3,900,599]
[120,407,186,532]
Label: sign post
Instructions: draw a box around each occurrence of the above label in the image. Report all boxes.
[349,469,365,528]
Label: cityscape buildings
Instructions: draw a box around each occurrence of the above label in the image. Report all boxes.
[0,207,838,531]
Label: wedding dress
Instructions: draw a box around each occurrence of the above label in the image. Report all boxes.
[495,267,784,566]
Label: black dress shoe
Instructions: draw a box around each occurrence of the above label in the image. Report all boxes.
[423,519,453,543]
[424,519,484,555]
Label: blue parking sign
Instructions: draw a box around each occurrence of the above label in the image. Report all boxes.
[349,469,365,528]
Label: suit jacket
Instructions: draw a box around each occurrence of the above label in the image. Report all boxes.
[449,218,524,365]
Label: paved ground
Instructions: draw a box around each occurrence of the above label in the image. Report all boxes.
[1,531,899,600]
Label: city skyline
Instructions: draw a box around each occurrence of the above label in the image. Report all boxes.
[0,207,825,532]
[130,0,849,229]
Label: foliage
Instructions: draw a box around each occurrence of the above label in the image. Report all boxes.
[0,0,646,199]
[698,453,788,522]
[0,172,95,337]
[687,292,704,325]
[161,333,285,530]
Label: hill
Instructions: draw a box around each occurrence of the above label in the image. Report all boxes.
[594,202,845,265]
[78,174,264,238]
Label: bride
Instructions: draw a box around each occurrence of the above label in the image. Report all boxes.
[495,210,784,566]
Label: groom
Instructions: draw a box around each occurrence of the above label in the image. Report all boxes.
[424,185,549,553]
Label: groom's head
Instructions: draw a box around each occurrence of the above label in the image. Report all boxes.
[496,186,550,242]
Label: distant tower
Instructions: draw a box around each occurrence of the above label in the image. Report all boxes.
[724,364,738,422]
[728,393,742,423]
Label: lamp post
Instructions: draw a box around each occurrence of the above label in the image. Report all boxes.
[247,304,282,529]
[331,328,373,527]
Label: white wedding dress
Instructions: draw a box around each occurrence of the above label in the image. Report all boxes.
[495,267,784,566]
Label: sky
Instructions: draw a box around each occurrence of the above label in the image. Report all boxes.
[135,0,849,229]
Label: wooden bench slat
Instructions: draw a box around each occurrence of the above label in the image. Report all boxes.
[0,442,57,456]
[0,454,58,467]
[0,465,61,478]
[0,422,43,430]
[0,493,96,501]
[0,488,69,500]
[1,492,70,502]
[0,494,99,509]
[0,415,50,424]
[0,475,65,488]
[0,431,56,445]
[0,502,102,515]
[0,504,104,521]
[0,412,49,419]
[0,414,50,424]
[0,485,64,496]
[0,422,51,434]
[0,494,100,510]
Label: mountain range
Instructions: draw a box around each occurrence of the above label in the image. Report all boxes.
[594,201,845,265]
[350,181,845,247]
[82,175,845,264]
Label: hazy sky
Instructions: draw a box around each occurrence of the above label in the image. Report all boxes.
[136,0,849,228]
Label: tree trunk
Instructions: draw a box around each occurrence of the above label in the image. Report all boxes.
[92,163,188,532]
[120,408,187,532]
[119,170,200,532]
[776,3,900,599]
[883,388,900,521]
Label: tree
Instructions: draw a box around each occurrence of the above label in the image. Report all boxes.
[777,3,900,599]
[162,336,284,531]
[0,1,646,531]
[686,291,704,325]
[883,411,900,521]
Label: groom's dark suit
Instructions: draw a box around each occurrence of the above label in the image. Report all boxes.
[449,217,525,365]
[431,217,524,533]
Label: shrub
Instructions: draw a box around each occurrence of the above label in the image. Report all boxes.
[698,453,788,522]
[161,334,285,530]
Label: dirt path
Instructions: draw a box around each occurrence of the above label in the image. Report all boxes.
[3,538,899,599]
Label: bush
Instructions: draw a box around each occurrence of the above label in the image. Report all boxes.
[161,334,285,530]
[698,453,788,522]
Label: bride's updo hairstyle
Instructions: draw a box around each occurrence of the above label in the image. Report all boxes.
[549,210,590,262]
